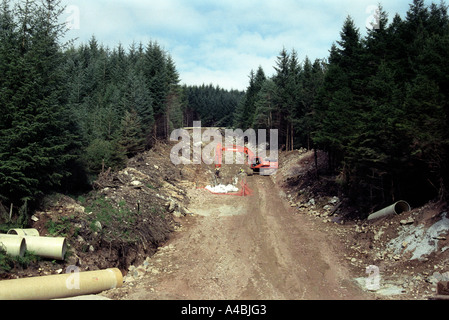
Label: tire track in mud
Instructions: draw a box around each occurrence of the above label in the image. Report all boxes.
[109,176,369,300]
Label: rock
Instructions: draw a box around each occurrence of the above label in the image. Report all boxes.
[136,267,146,276]
[66,255,80,267]
[180,206,193,216]
[166,200,177,213]
[430,272,449,285]
[374,229,384,241]
[400,217,414,225]
[173,210,182,218]
[94,221,102,231]
[329,196,340,204]
[443,272,449,281]
[77,235,86,244]
[130,180,143,187]
[127,265,141,279]
[150,267,160,275]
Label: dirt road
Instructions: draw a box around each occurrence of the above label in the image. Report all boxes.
[108,175,370,300]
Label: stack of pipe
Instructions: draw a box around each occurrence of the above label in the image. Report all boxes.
[0,228,67,260]
[0,229,123,300]
[0,235,26,257]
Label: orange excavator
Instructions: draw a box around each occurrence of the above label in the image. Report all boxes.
[214,143,278,174]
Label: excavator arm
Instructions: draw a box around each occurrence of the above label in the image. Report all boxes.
[215,143,278,172]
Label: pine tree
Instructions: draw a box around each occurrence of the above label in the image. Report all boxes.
[364,4,391,71]
[122,68,154,146]
[0,0,78,207]
[401,74,448,198]
[253,79,278,130]
[144,41,169,138]
[165,55,183,133]
[233,66,266,129]
[119,108,145,158]
[298,58,325,150]
[273,48,294,150]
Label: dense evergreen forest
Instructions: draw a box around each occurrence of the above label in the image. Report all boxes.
[183,84,244,128]
[234,0,449,212]
[1,0,448,219]
[0,0,243,215]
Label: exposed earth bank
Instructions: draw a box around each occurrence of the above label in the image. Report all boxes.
[5,143,448,301]
[104,175,368,300]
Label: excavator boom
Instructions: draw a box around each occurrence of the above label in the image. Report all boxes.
[215,143,278,173]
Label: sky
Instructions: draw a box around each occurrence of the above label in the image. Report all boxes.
[61,0,417,91]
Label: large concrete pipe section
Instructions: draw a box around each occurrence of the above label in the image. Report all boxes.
[6,229,66,260]
[7,228,40,237]
[22,236,67,260]
[0,268,123,300]
[0,235,26,257]
[368,201,411,221]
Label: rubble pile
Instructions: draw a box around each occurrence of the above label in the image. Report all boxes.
[277,149,449,300]
[6,142,201,279]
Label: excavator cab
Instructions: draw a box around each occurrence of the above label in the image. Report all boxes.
[215,143,278,176]
[250,157,278,175]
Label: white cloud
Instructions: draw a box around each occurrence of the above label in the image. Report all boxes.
[63,0,415,91]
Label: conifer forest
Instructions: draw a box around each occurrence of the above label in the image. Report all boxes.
[1,0,449,219]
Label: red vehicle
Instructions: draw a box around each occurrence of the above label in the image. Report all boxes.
[214,143,278,173]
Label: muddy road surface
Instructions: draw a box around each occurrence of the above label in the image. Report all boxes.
[106,175,369,300]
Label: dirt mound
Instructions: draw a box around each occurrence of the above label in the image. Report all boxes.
[276,148,449,299]
[2,142,198,279]
[4,143,448,301]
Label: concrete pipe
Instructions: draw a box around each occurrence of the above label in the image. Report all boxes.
[368,201,411,221]
[0,235,26,257]
[7,228,40,237]
[0,268,123,300]
[23,236,67,260]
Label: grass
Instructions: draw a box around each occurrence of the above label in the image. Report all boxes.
[45,216,76,237]
[85,196,139,243]
[0,250,41,273]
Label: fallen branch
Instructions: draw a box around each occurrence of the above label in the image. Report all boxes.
[329,201,343,216]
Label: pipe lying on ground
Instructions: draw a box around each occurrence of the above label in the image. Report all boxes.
[23,236,67,260]
[368,201,411,221]
[7,228,40,237]
[0,268,123,300]
[0,235,26,257]
[1,233,67,260]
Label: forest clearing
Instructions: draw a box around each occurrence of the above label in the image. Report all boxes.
[1,140,448,301]
[1,0,449,304]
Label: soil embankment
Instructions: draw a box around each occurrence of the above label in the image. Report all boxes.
[104,175,369,300]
